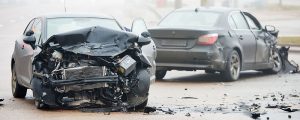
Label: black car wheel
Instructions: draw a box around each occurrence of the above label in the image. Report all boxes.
[133,99,148,110]
[222,50,241,81]
[35,100,49,109]
[155,70,167,80]
[263,50,282,74]
[12,64,27,98]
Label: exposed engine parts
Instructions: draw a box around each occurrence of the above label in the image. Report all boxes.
[31,26,151,110]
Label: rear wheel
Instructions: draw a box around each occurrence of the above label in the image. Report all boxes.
[155,70,167,80]
[222,50,241,81]
[12,64,27,98]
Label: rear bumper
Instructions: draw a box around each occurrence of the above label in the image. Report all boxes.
[156,46,226,71]
[157,60,225,71]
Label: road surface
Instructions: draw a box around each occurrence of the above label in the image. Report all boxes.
[1,2,300,120]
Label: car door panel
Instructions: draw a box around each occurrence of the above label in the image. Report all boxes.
[244,12,271,64]
[230,12,256,65]
[14,18,42,88]
[14,38,34,88]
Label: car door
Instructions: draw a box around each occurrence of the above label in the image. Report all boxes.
[243,12,270,64]
[229,11,257,66]
[15,18,42,87]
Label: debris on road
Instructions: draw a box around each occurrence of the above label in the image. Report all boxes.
[181,97,198,99]
[0,98,3,106]
[280,107,299,112]
[156,107,175,115]
[244,103,268,119]
[185,112,191,117]
[289,94,299,97]
[288,115,292,119]
[279,46,299,73]
[266,104,278,108]
[144,106,156,114]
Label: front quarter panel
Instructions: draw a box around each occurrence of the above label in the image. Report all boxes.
[13,37,34,88]
[141,38,157,83]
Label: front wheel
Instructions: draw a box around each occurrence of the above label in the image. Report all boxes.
[35,100,49,109]
[133,99,148,110]
[263,50,282,74]
[12,64,27,98]
[155,70,167,80]
[221,50,241,81]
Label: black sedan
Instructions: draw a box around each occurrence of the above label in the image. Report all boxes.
[149,7,282,81]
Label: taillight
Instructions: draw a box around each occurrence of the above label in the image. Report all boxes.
[197,33,218,45]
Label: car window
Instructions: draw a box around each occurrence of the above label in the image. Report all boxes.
[46,18,122,39]
[231,12,249,29]
[32,19,42,45]
[23,19,35,35]
[228,16,237,29]
[244,14,260,30]
[159,11,221,28]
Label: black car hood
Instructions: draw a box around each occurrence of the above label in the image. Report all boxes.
[44,26,138,57]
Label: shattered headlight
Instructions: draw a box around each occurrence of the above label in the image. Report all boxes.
[117,55,136,76]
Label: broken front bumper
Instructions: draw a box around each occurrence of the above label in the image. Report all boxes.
[32,75,120,106]
[49,76,119,93]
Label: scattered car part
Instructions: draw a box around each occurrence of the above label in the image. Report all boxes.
[278,46,299,73]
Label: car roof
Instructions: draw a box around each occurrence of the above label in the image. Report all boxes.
[175,7,240,14]
[37,13,115,19]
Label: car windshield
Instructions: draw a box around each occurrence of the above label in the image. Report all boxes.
[47,17,121,39]
[159,11,221,28]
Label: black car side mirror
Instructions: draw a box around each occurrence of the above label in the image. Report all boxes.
[137,32,151,46]
[264,25,275,32]
[25,30,34,36]
[23,36,36,45]
[141,31,151,38]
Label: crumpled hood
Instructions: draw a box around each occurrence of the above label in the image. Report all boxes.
[44,26,138,57]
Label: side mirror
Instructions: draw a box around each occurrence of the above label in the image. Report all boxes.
[23,36,36,45]
[25,30,34,36]
[141,31,151,38]
[265,25,275,32]
[131,19,152,46]
[137,35,151,46]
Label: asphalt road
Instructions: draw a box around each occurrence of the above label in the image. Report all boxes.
[1,2,300,120]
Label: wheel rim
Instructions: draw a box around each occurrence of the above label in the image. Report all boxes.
[230,53,240,79]
[272,51,282,72]
[11,67,17,94]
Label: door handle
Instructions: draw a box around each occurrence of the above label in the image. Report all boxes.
[239,35,243,40]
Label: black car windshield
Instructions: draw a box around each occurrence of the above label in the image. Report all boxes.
[159,11,221,28]
[47,17,121,39]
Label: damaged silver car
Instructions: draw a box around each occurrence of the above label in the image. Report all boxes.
[11,14,156,110]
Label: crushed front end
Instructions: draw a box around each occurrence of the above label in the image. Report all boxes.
[31,26,151,110]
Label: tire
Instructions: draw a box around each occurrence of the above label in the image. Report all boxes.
[205,70,216,74]
[12,64,27,98]
[221,50,241,81]
[134,99,148,110]
[262,50,282,74]
[35,100,49,109]
[155,70,167,80]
